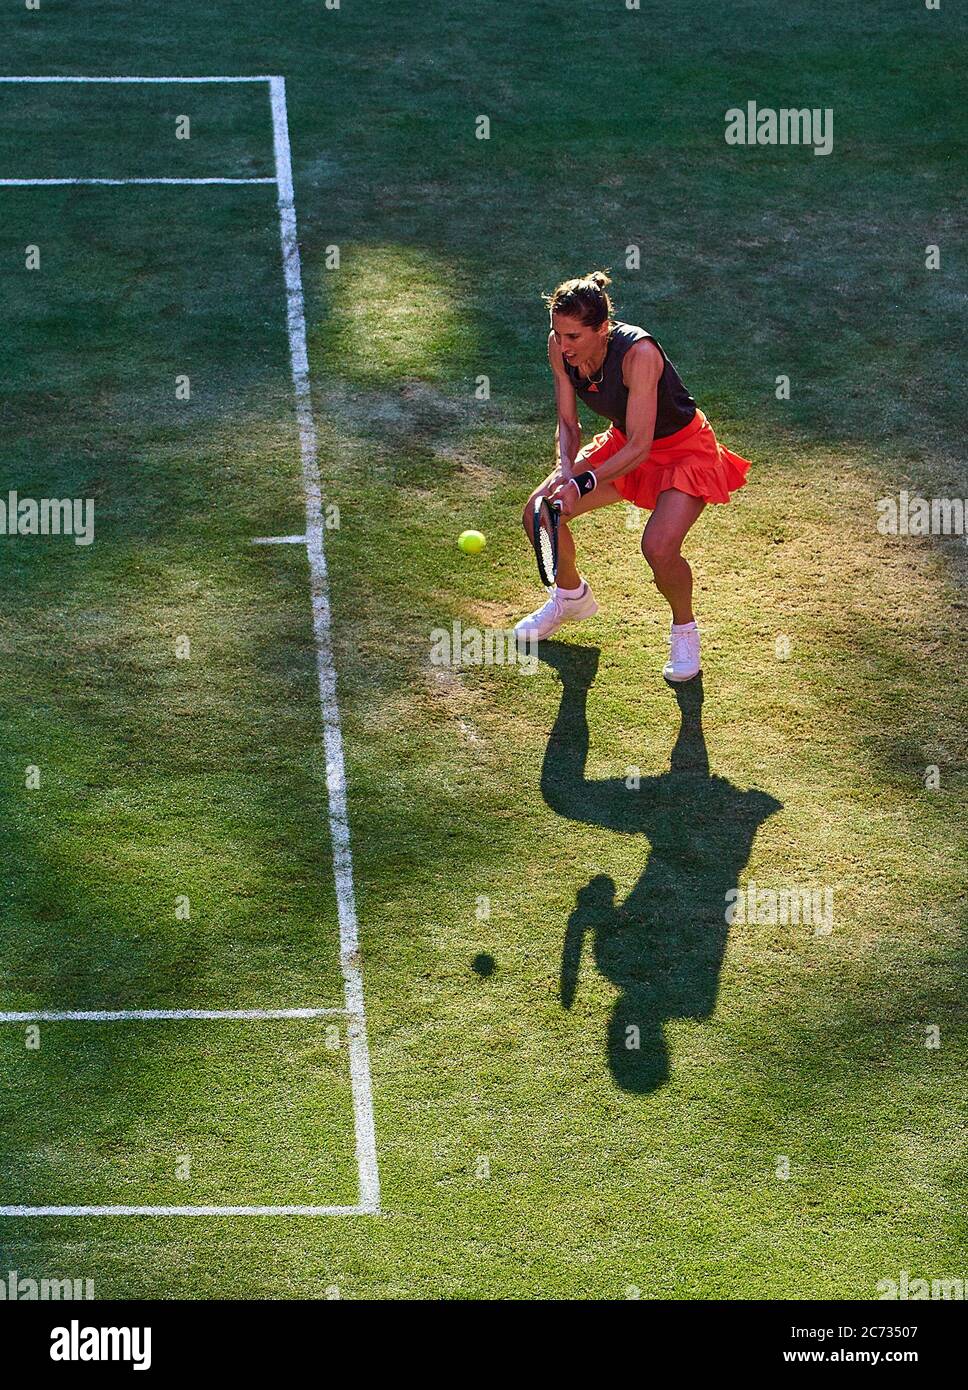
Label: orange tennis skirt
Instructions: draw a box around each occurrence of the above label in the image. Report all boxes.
[576,410,750,510]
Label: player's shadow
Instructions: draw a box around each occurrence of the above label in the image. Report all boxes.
[540,642,782,1093]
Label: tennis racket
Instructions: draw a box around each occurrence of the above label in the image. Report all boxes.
[532,495,561,587]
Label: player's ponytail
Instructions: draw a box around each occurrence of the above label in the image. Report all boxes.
[542,270,614,327]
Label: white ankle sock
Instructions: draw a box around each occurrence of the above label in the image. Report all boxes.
[557,581,585,599]
[671,620,698,632]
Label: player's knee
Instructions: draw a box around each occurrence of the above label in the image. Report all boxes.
[641,531,678,570]
[523,496,539,537]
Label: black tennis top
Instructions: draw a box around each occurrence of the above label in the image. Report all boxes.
[562,320,697,438]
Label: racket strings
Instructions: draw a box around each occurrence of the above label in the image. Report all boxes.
[538,525,555,575]
[532,496,559,587]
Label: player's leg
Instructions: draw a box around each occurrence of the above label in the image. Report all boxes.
[640,487,706,680]
[522,469,624,590]
[515,471,622,640]
[640,488,705,622]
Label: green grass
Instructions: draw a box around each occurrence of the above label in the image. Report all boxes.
[0,0,965,1298]
[0,1021,358,1209]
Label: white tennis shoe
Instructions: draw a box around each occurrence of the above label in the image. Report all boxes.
[514,583,599,641]
[663,623,701,682]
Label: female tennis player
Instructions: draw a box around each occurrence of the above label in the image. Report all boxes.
[515,271,751,681]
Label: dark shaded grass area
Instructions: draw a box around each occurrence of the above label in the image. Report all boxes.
[2,193,346,1013]
[1,186,354,1215]
[0,1021,358,1209]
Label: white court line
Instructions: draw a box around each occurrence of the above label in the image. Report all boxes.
[252,534,308,545]
[0,1205,370,1217]
[269,75,381,1216]
[0,76,274,83]
[0,178,275,186]
[0,73,381,1219]
[0,1009,346,1022]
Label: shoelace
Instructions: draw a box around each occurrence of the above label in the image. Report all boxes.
[669,630,698,656]
[526,592,560,621]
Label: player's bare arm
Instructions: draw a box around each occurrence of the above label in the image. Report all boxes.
[548,329,581,478]
[548,342,663,514]
[577,342,661,486]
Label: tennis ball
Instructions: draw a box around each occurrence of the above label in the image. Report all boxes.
[458,529,486,554]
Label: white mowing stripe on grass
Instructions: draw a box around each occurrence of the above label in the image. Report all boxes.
[0,177,275,186]
[0,1008,348,1023]
[0,1205,371,1217]
[269,74,380,1216]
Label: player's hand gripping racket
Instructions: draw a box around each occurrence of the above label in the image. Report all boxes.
[531,471,596,586]
[532,495,561,587]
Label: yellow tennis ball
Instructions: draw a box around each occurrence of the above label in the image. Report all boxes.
[458,529,486,554]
